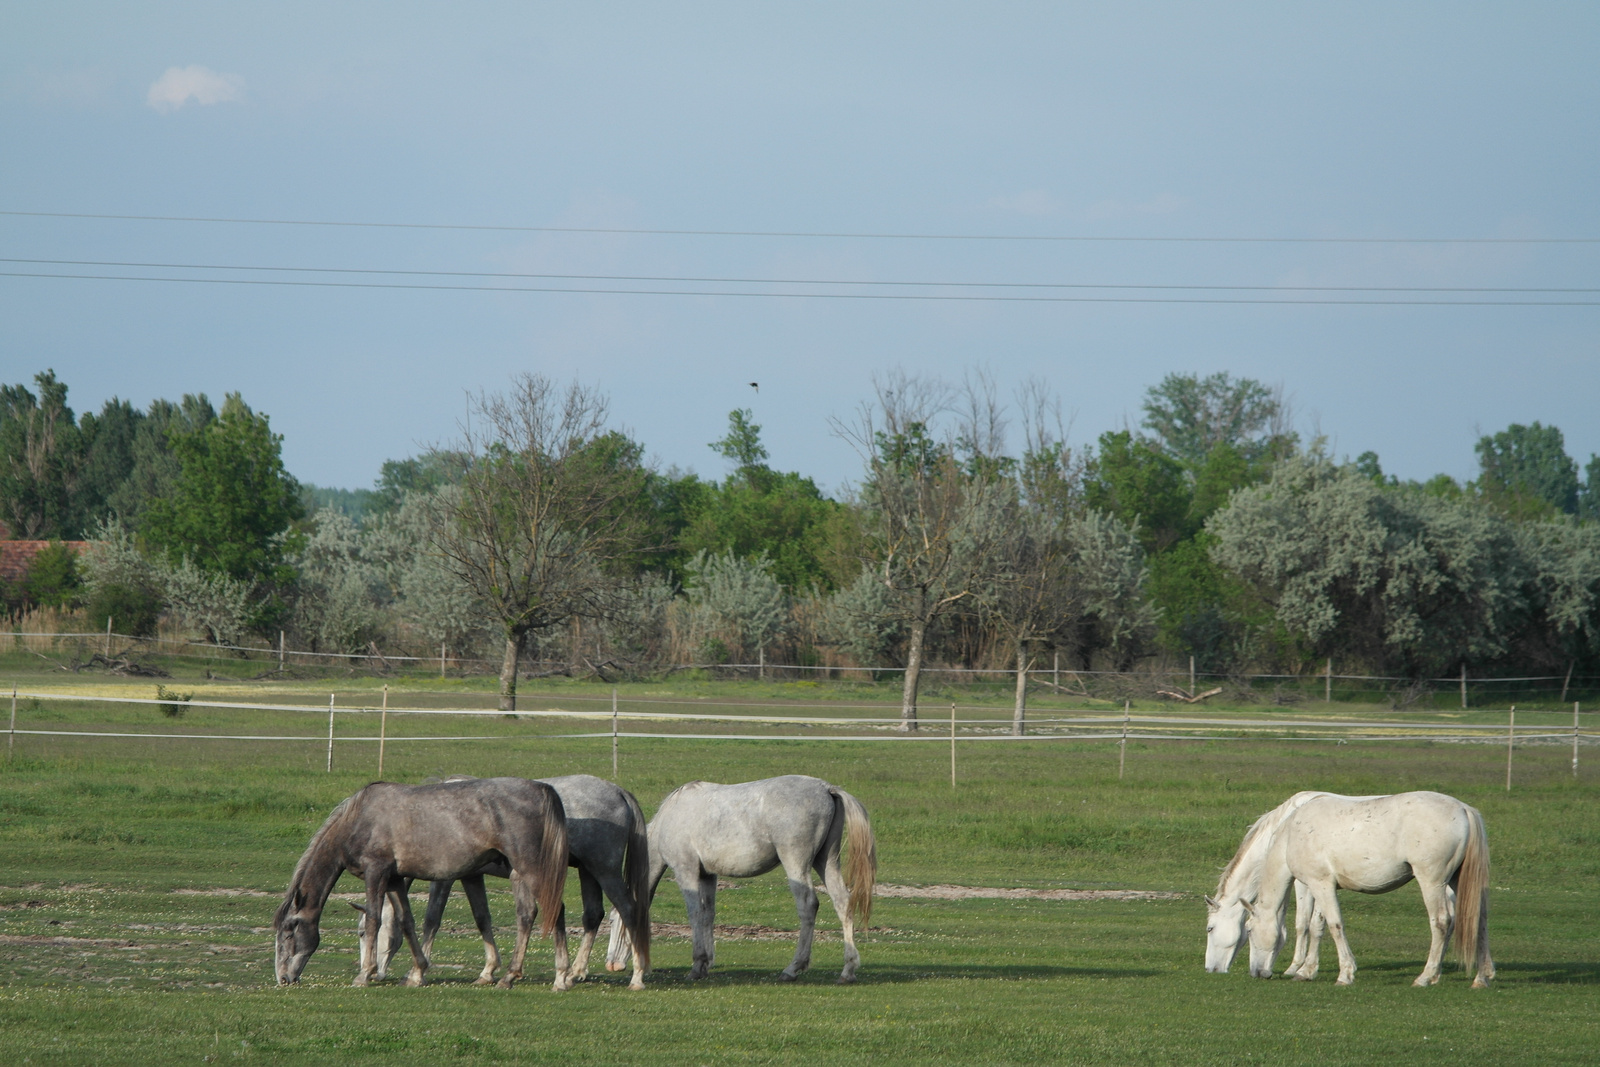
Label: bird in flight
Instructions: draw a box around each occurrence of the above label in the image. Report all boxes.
[749,382,759,393]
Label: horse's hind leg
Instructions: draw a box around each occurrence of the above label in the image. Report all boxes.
[499,869,536,990]
[1413,881,1452,986]
[681,867,718,980]
[419,879,453,972]
[779,853,820,982]
[460,875,500,985]
[566,867,604,982]
[817,847,859,984]
[595,872,648,990]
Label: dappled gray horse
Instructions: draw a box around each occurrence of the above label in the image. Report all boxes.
[605,775,876,983]
[374,774,652,989]
[273,777,569,990]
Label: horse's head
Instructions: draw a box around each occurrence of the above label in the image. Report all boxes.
[1204,894,1250,973]
[273,895,321,985]
[1244,897,1286,978]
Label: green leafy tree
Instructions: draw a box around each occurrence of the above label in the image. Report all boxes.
[675,410,839,593]
[432,375,653,711]
[107,395,217,523]
[1141,372,1283,466]
[1475,421,1580,518]
[21,541,82,608]
[0,370,83,539]
[1581,454,1600,522]
[1084,430,1192,553]
[142,393,304,594]
[1208,455,1536,677]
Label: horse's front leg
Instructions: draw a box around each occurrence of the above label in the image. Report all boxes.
[459,875,500,985]
[1287,880,1322,980]
[681,867,718,980]
[390,884,429,986]
[1413,881,1453,987]
[1307,881,1356,985]
[780,874,819,981]
[373,877,414,980]
[354,878,387,986]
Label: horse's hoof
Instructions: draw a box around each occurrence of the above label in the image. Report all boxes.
[473,976,494,986]
[552,979,573,993]
[1472,978,1490,989]
[1335,977,1354,986]
[628,979,646,991]
[1290,971,1314,982]
[352,977,370,988]
[496,977,515,990]
[777,972,799,983]
[606,962,626,972]
[835,975,856,985]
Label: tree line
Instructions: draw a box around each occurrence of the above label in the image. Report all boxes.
[4,367,1599,721]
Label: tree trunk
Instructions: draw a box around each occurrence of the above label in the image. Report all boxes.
[1013,640,1028,737]
[499,631,525,712]
[900,617,926,732]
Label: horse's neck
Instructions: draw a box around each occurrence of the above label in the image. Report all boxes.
[294,837,347,918]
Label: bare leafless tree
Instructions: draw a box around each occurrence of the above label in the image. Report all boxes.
[433,375,650,710]
[833,369,1009,731]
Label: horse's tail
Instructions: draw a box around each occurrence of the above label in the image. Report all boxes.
[533,784,569,939]
[1454,804,1491,979]
[831,787,877,929]
[620,786,652,969]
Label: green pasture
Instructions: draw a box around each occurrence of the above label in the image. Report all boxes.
[0,672,1596,1064]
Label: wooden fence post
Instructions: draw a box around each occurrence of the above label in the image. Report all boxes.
[327,694,336,773]
[949,701,956,790]
[1505,706,1515,792]
[1053,649,1060,692]
[1326,658,1332,704]
[1561,661,1574,703]
[612,687,619,778]
[1119,700,1130,779]
[1189,656,1196,696]
[104,617,111,658]
[1461,664,1468,710]
[1574,702,1581,778]
[278,630,285,671]
[377,685,388,778]
[8,686,15,762]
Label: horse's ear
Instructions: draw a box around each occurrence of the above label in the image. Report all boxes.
[1205,895,1220,910]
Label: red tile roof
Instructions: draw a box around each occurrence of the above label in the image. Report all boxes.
[0,539,96,583]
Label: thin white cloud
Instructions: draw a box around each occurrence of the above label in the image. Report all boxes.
[986,189,1061,217]
[1084,192,1189,221]
[146,66,244,113]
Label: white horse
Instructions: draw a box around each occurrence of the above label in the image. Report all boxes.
[604,775,876,983]
[1245,791,1494,987]
[1205,792,1380,978]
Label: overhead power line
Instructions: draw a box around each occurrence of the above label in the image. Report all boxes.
[4,269,1596,306]
[3,209,1596,245]
[2,257,1596,296]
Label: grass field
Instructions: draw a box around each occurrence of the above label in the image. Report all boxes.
[1,666,1596,1064]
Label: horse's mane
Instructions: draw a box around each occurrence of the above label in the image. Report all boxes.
[1214,808,1278,898]
[1214,792,1330,899]
[276,793,360,920]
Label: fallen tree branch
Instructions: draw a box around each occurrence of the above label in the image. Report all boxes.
[1156,686,1223,704]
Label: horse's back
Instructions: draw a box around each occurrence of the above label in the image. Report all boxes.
[656,775,837,878]
[1285,791,1473,892]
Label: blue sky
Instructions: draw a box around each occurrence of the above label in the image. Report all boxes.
[3,3,1598,493]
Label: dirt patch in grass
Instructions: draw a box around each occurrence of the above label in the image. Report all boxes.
[171,888,276,898]
[872,883,1183,902]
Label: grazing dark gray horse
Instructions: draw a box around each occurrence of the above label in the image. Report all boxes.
[605,775,876,983]
[373,774,653,990]
[273,777,569,990]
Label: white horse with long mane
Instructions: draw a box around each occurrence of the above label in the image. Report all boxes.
[1244,791,1494,987]
[1206,791,1353,978]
